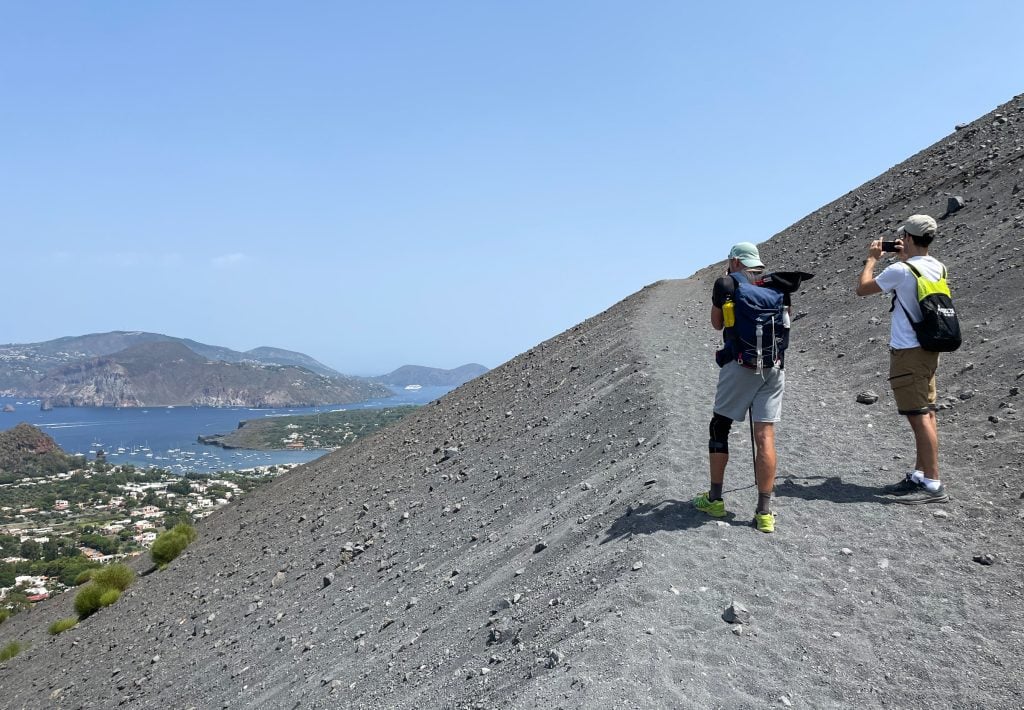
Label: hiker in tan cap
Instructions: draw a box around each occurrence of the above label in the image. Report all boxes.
[856,214,960,504]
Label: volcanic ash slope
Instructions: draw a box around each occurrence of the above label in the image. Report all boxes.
[3,95,1024,708]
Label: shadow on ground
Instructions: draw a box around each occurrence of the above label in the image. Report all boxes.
[602,477,897,543]
[601,499,754,543]
[775,475,897,505]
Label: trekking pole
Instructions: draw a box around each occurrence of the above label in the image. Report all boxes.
[748,406,756,472]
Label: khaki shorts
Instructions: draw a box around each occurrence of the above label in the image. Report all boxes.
[888,347,939,415]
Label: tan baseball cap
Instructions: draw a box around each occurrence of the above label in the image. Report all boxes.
[896,214,937,238]
[728,242,764,268]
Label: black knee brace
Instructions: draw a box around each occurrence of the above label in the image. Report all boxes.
[709,414,733,454]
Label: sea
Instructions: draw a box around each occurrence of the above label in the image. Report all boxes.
[0,386,452,474]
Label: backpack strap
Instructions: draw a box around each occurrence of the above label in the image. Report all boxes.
[891,261,944,325]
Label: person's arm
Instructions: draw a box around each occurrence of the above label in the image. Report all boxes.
[711,305,724,330]
[856,240,885,296]
[710,276,731,330]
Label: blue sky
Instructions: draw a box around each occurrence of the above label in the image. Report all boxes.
[3,2,1022,375]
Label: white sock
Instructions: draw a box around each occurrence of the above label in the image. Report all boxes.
[911,470,941,491]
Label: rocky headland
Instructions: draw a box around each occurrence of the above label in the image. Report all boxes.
[31,341,390,408]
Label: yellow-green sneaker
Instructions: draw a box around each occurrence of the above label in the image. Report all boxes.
[693,492,726,518]
[753,511,775,534]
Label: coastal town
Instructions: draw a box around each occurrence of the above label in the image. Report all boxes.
[0,458,292,611]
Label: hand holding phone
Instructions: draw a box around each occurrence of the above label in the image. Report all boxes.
[880,240,901,253]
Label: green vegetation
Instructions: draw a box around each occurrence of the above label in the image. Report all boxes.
[0,608,9,625]
[73,569,94,585]
[91,563,134,591]
[98,588,120,606]
[48,617,78,635]
[73,562,135,619]
[151,523,197,568]
[0,640,22,661]
[73,584,104,618]
[199,406,417,450]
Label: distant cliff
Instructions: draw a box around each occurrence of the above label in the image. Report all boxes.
[0,330,343,395]
[31,341,391,408]
[375,363,488,387]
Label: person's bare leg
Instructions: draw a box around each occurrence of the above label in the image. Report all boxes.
[710,452,727,488]
[907,411,939,479]
[753,422,776,511]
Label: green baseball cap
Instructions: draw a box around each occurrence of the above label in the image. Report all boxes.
[728,242,764,268]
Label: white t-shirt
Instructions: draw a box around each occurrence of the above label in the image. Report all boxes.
[875,255,946,349]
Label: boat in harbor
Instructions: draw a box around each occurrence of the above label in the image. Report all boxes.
[404,384,422,390]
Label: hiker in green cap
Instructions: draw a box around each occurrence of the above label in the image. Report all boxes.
[856,214,958,504]
[694,242,789,533]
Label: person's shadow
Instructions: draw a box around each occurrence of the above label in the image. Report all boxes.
[601,498,751,544]
[601,476,896,544]
[774,475,898,505]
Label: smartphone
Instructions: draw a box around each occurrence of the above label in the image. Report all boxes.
[881,241,900,252]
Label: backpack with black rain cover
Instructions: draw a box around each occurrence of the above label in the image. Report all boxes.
[893,262,962,352]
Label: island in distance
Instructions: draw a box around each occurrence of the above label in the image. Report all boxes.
[372,363,488,388]
[0,331,488,409]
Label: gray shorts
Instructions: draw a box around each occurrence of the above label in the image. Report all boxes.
[713,362,785,422]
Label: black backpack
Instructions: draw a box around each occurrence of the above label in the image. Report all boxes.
[893,262,962,352]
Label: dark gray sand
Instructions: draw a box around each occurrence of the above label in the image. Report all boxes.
[2,97,1022,709]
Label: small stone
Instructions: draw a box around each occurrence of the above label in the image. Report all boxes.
[631,561,643,571]
[933,510,949,519]
[959,390,975,401]
[1010,387,1020,396]
[732,625,744,636]
[780,697,793,707]
[988,415,1000,424]
[946,196,965,215]
[515,568,525,576]
[832,631,842,638]
[723,601,750,625]
[973,553,996,566]
[533,542,547,554]
[856,391,879,405]
[322,573,334,588]
[840,548,853,556]
[984,432,996,440]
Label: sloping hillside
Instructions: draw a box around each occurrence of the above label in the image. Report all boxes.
[0,97,1021,709]
[33,341,389,408]
[0,331,344,394]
